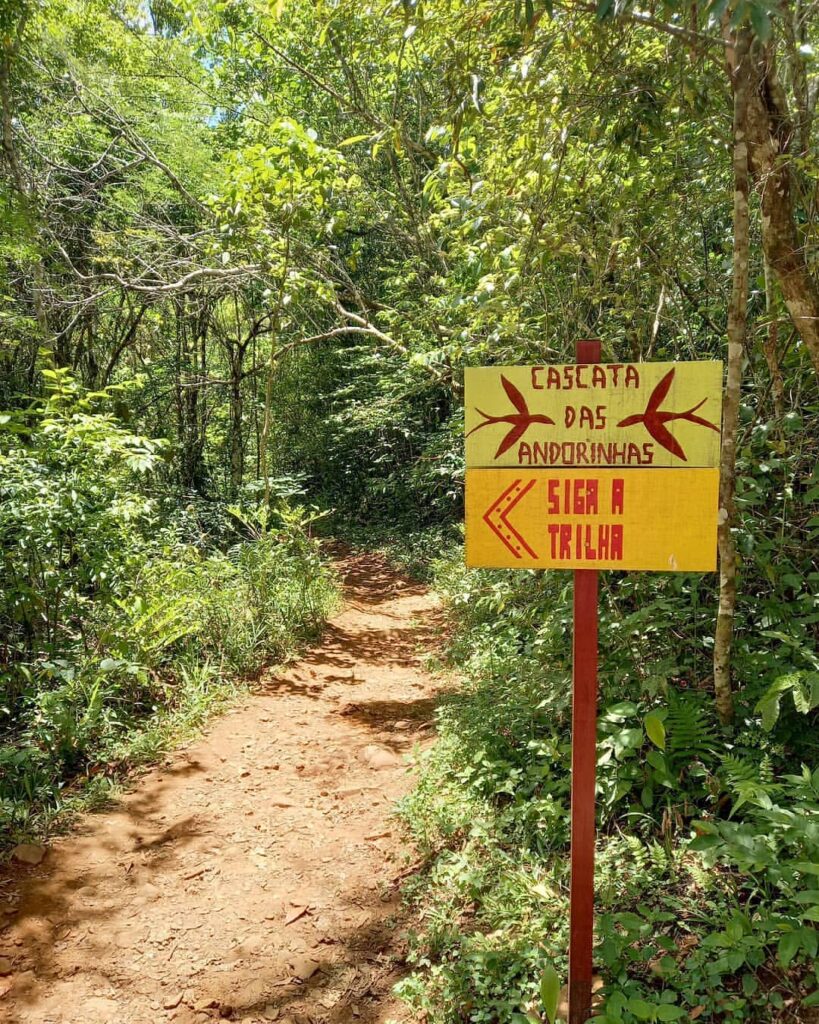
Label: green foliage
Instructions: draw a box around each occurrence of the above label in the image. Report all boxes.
[756,670,819,731]
[0,371,162,663]
[395,539,819,1024]
[540,964,561,1024]
[2,0,818,1019]
[0,377,338,842]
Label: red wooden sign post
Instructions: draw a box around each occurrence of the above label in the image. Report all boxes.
[568,339,601,1024]
[463,344,721,1024]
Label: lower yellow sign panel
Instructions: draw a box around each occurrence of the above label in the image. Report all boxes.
[466,468,719,571]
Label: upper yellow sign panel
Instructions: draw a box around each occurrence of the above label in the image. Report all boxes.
[464,361,723,469]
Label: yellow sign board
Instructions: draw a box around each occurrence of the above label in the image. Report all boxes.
[465,361,722,469]
[465,468,719,571]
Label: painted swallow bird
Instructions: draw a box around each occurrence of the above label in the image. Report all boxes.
[617,368,719,461]
[466,374,555,458]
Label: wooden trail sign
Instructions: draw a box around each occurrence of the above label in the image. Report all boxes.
[466,468,719,571]
[465,360,722,469]
[463,345,722,1024]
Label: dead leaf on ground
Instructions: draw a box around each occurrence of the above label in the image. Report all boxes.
[290,955,321,981]
[285,905,311,925]
[360,745,400,769]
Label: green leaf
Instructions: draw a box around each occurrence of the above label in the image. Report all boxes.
[616,912,645,932]
[707,0,730,20]
[604,701,638,719]
[626,998,656,1021]
[615,728,643,752]
[339,134,371,148]
[742,973,758,997]
[656,1007,685,1021]
[688,833,722,853]
[749,3,772,40]
[730,0,749,27]
[755,674,801,730]
[778,930,800,967]
[644,712,666,750]
[800,927,819,958]
[540,964,560,1024]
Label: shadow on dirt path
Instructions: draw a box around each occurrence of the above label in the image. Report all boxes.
[0,553,443,1024]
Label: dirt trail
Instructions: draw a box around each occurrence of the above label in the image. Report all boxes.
[0,553,441,1024]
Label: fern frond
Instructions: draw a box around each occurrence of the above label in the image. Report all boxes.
[721,753,781,814]
[666,694,718,771]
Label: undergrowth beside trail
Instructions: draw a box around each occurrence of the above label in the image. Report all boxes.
[0,534,338,846]
[386,534,819,1024]
[0,379,339,848]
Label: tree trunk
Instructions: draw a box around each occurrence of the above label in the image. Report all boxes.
[743,37,819,377]
[713,26,753,726]
[762,256,785,428]
[176,301,208,493]
[229,348,244,495]
[260,232,291,512]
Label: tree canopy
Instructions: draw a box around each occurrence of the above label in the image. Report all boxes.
[1,0,818,1019]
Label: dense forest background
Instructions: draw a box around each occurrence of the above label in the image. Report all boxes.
[1,0,819,1021]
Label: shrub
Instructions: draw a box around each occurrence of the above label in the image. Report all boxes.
[0,376,338,844]
[396,542,819,1024]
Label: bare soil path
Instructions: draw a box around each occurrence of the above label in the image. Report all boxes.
[0,553,440,1024]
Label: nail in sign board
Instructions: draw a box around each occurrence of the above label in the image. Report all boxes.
[464,361,722,573]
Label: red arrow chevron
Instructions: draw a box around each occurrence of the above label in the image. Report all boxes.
[482,478,539,559]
